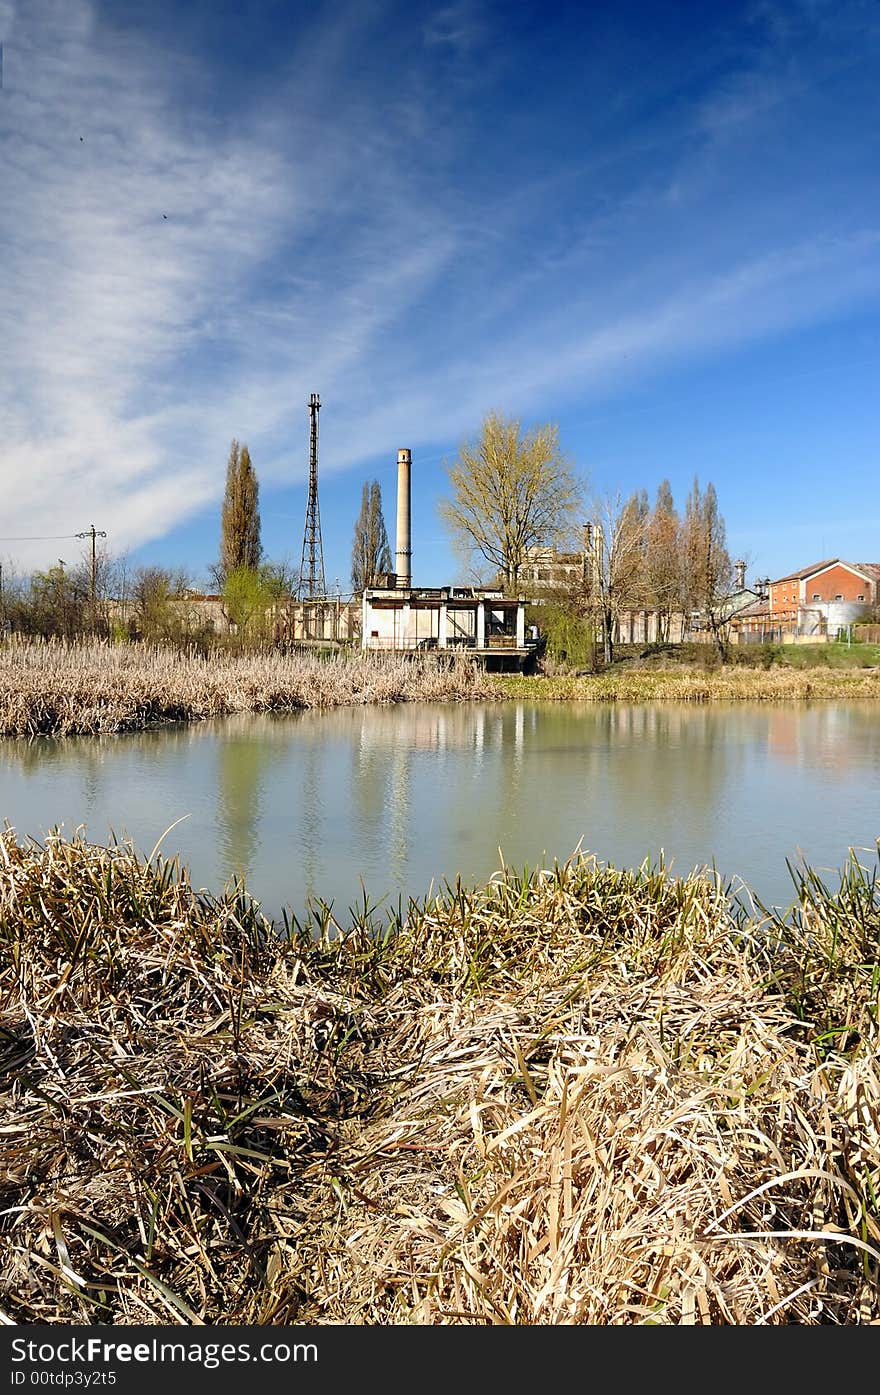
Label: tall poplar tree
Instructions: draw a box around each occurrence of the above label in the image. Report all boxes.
[682,477,732,658]
[644,479,682,641]
[351,480,391,592]
[219,440,262,583]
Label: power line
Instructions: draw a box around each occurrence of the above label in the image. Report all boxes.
[0,533,86,541]
[75,524,107,615]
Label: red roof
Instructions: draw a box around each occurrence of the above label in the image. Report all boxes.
[773,558,838,583]
[773,559,880,584]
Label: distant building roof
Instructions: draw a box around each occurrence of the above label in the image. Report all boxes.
[773,559,839,583]
[773,559,880,584]
[733,599,770,620]
[718,587,762,618]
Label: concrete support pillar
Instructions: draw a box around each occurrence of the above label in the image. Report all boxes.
[516,602,525,649]
[476,601,486,648]
[439,600,448,648]
[361,592,368,649]
[400,603,411,648]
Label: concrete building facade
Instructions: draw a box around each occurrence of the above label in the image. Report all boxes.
[361,584,528,667]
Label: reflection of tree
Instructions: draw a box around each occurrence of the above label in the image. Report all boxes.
[216,717,284,888]
[7,723,200,776]
[480,702,738,880]
[1,724,206,847]
[388,742,410,887]
[351,709,392,844]
[293,732,329,908]
[346,707,411,891]
[604,705,735,866]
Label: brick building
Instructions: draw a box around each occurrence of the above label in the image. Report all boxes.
[734,559,880,640]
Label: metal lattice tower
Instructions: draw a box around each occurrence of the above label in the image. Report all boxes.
[297,392,326,599]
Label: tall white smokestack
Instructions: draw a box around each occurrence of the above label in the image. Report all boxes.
[395,448,411,588]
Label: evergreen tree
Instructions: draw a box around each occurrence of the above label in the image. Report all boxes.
[351,480,391,592]
[219,440,261,584]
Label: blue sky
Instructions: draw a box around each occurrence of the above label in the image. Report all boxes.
[1,0,879,593]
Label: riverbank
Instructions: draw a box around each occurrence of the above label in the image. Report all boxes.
[499,666,880,702]
[2,830,877,1324]
[2,639,880,738]
[0,639,499,736]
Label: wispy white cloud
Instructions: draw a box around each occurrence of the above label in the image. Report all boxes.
[2,0,879,573]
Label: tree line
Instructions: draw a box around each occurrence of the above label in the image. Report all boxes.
[0,440,297,644]
[0,437,396,644]
[436,411,735,663]
[581,477,733,662]
[0,417,736,660]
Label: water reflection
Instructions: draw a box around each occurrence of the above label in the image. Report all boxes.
[0,701,877,920]
[215,717,283,887]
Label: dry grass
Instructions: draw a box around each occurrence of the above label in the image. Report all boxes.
[0,638,501,737]
[2,640,878,739]
[1,832,877,1325]
[502,667,880,703]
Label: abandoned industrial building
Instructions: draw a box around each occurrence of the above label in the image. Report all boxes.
[359,449,530,668]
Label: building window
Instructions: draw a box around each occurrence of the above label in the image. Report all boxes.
[858,594,865,602]
[812,593,820,600]
[835,594,843,601]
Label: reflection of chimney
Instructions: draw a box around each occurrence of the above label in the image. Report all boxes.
[735,559,746,592]
[395,448,411,588]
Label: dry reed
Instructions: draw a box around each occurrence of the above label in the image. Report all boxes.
[1,831,877,1325]
[0,638,501,737]
[501,668,880,703]
[1,640,877,741]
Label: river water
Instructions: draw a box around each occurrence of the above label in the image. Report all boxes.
[1,701,878,922]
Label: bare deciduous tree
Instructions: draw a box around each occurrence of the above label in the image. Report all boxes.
[439,412,583,593]
[585,492,650,664]
[682,477,732,659]
[644,479,682,641]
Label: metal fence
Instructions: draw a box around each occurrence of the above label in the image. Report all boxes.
[736,627,788,644]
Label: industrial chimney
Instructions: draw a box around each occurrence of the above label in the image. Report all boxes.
[734,559,746,592]
[395,448,411,588]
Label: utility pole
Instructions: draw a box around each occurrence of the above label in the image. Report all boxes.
[75,523,107,628]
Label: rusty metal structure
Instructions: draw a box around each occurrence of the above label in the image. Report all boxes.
[297,392,326,599]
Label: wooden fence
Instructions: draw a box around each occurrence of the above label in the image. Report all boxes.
[853,625,880,644]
